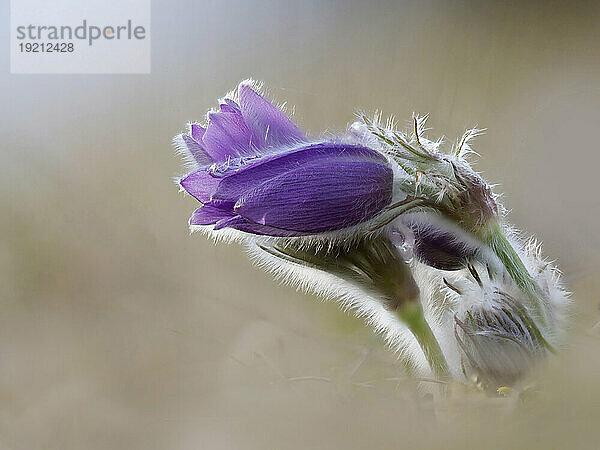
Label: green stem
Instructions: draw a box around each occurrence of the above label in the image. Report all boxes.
[397,302,449,380]
[478,221,550,331]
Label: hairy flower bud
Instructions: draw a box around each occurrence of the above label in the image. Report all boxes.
[175,81,397,236]
[442,263,556,391]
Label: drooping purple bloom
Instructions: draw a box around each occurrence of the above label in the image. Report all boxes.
[400,214,481,270]
[176,81,394,236]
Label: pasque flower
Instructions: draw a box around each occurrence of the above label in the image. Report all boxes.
[176,81,394,236]
[174,80,570,394]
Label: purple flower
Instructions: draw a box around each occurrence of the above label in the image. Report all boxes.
[400,213,481,271]
[176,81,394,236]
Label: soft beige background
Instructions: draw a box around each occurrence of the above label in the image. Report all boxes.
[2,0,600,448]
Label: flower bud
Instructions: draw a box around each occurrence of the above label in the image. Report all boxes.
[451,268,550,390]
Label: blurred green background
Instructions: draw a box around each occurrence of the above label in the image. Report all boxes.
[2,0,600,448]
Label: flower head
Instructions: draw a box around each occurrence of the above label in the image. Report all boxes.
[173,80,570,392]
[442,264,554,390]
[176,81,395,236]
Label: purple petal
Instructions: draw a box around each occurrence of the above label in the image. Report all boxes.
[195,211,303,236]
[219,100,240,113]
[219,104,237,113]
[190,205,234,225]
[230,221,308,237]
[402,215,479,271]
[234,159,393,233]
[202,109,254,161]
[211,142,387,203]
[180,168,221,203]
[213,214,247,230]
[213,214,309,236]
[238,83,307,149]
[223,98,241,111]
[190,124,205,142]
[182,134,212,165]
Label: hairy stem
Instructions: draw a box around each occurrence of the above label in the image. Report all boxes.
[260,235,450,380]
[397,302,449,381]
[478,221,551,332]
